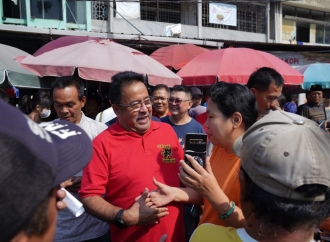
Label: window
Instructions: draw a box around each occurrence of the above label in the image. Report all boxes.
[296,7,310,19]
[30,0,62,20]
[316,24,324,44]
[311,10,324,21]
[282,5,295,17]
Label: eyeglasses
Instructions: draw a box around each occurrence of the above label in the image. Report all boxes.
[117,96,153,112]
[168,97,191,105]
[152,96,168,102]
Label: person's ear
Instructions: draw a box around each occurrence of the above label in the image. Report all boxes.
[80,96,86,108]
[112,104,120,116]
[35,104,41,112]
[231,112,242,129]
[250,88,256,95]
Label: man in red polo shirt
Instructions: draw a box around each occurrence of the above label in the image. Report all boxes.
[79,71,185,242]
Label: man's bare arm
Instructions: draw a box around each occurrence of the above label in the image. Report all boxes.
[82,188,169,226]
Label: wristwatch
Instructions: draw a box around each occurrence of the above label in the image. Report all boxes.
[114,209,127,229]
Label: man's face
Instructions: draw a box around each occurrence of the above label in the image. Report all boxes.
[192,95,203,107]
[168,91,192,117]
[251,83,282,114]
[152,88,169,115]
[113,82,152,135]
[86,99,101,118]
[53,86,86,124]
[309,91,323,105]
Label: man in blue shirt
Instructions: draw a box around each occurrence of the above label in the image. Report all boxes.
[161,85,204,147]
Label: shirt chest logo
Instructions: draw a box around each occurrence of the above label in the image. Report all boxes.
[157,144,176,163]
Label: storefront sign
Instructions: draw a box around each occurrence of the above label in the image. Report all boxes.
[269,51,330,67]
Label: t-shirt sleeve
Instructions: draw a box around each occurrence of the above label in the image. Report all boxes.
[297,105,309,118]
[79,135,110,198]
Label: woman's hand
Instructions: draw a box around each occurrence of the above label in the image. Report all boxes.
[179,155,221,200]
[147,177,175,207]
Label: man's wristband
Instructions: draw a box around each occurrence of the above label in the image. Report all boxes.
[218,201,236,219]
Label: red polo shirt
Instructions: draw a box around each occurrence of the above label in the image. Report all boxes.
[80,121,185,242]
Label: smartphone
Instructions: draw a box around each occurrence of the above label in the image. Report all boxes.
[184,133,207,170]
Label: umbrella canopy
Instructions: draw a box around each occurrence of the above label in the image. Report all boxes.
[177,47,304,86]
[150,44,210,70]
[33,35,98,56]
[0,44,50,89]
[16,39,181,87]
[296,63,330,90]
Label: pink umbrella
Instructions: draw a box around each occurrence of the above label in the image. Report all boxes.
[33,36,98,56]
[150,44,210,70]
[16,39,181,87]
[177,47,303,86]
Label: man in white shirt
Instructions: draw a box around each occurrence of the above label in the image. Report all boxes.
[52,76,109,242]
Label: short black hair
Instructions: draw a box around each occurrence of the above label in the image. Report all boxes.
[247,67,284,92]
[51,76,85,100]
[20,91,53,115]
[152,84,170,96]
[241,168,330,233]
[109,71,147,105]
[171,85,192,99]
[209,82,257,130]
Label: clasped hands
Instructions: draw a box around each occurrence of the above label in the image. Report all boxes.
[141,154,219,214]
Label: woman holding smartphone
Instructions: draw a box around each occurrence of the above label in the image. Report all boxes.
[149,82,257,229]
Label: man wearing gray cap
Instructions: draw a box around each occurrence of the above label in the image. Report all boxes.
[188,111,330,242]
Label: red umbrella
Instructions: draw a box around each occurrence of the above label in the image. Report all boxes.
[16,39,181,87]
[150,44,210,70]
[177,47,304,86]
[33,36,98,56]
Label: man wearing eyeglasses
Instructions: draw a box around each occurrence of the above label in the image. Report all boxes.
[79,71,185,242]
[151,84,171,118]
[161,85,205,147]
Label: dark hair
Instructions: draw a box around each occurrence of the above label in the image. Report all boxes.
[109,71,147,104]
[209,82,257,130]
[0,89,9,103]
[247,67,284,92]
[171,85,192,99]
[88,94,103,106]
[152,84,170,96]
[241,168,330,233]
[51,76,85,101]
[22,189,53,237]
[277,95,286,109]
[20,91,53,115]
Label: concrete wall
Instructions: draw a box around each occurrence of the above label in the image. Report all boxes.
[288,0,330,9]
[93,18,267,42]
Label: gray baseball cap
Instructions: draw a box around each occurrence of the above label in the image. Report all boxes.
[233,110,330,202]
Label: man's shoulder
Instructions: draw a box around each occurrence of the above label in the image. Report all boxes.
[188,117,205,130]
[80,115,108,138]
[160,116,171,123]
[191,223,241,242]
[84,116,108,129]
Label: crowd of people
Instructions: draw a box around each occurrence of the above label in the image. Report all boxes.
[1,67,330,242]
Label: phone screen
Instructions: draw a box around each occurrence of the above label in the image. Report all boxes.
[184,133,207,170]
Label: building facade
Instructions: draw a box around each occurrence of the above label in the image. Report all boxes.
[1,1,330,54]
